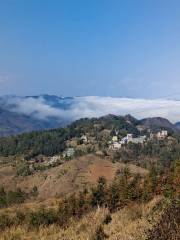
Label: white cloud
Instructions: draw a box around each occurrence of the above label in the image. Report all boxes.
[3,95,180,123]
[73,97,180,123]
[5,96,67,120]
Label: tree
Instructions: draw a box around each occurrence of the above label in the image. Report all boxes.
[128,174,141,201]
[149,165,158,193]
[91,177,107,207]
[173,159,180,196]
[0,187,7,208]
[16,161,31,176]
[94,225,108,240]
[107,181,120,211]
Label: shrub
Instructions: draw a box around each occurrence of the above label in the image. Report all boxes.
[148,199,180,240]
[103,213,112,225]
[14,211,26,225]
[6,188,26,206]
[0,187,27,208]
[31,186,38,197]
[28,208,57,227]
[0,186,7,208]
[16,162,31,176]
[91,177,107,207]
[0,214,13,230]
[93,225,108,240]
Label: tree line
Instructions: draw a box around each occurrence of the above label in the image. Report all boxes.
[0,115,140,158]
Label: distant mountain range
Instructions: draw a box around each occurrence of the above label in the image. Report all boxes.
[175,122,180,129]
[140,117,179,133]
[0,94,179,136]
[0,95,73,136]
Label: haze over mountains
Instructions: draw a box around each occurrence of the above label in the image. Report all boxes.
[0,94,180,136]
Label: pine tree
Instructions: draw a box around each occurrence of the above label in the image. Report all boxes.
[91,177,107,207]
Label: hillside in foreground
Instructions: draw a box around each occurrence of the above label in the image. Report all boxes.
[2,196,178,240]
[0,114,179,239]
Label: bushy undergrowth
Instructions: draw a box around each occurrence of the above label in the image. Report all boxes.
[148,199,180,240]
[0,214,13,230]
[0,168,166,230]
[0,187,27,208]
[0,159,179,239]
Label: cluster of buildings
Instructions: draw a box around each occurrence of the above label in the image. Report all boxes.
[63,147,75,158]
[41,148,75,167]
[150,130,168,140]
[46,131,169,163]
[48,135,89,164]
[109,134,146,150]
[109,130,168,150]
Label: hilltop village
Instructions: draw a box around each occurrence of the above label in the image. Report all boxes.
[30,129,169,170]
[109,130,168,150]
[0,115,179,240]
[0,114,177,175]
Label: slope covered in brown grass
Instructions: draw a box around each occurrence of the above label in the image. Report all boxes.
[0,154,148,200]
[0,196,164,240]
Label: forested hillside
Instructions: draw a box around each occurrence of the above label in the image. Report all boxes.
[0,114,179,158]
[0,115,137,156]
[0,114,179,239]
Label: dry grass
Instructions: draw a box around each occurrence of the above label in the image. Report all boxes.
[104,196,164,240]
[0,197,61,217]
[0,196,164,240]
[0,208,108,240]
[0,154,148,200]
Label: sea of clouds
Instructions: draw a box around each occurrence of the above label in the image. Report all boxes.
[2,95,180,123]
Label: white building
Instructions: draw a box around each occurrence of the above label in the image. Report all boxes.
[120,134,146,145]
[47,155,61,166]
[129,135,146,144]
[150,133,155,140]
[113,142,122,149]
[81,135,88,143]
[109,133,147,150]
[67,148,75,157]
[63,148,75,158]
[127,134,133,143]
[112,136,118,142]
[50,155,61,162]
[120,136,128,144]
[109,142,122,150]
[156,130,168,140]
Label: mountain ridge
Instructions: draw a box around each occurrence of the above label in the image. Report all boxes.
[0,95,179,136]
[140,117,179,133]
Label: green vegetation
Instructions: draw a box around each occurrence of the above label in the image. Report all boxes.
[0,115,139,158]
[0,115,179,239]
[0,128,69,158]
[0,187,27,208]
[148,199,180,240]
[16,161,31,176]
[113,139,180,172]
[93,225,108,240]
[0,157,179,230]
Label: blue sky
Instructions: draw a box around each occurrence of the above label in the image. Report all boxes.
[0,0,180,98]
